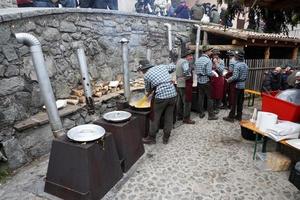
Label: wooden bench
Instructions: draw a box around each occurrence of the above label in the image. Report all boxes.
[240,120,298,160]
[244,89,261,107]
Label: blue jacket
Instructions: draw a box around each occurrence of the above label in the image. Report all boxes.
[175,5,190,19]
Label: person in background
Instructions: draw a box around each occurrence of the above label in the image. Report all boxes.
[139,53,178,145]
[295,71,300,89]
[203,2,211,17]
[261,66,282,92]
[33,0,56,7]
[108,0,118,10]
[17,0,33,7]
[223,50,248,122]
[60,0,77,7]
[195,45,218,120]
[191,0,205,21]
[287,69,300,88]
[210,4,220,24]
[79,0,116,9]
[281,65,294,90]
[167,3,176,17]
[221,50,236,109]
[176,50,195,124]
[210,49,225,114]
[174,0,190,19]
[220,6,233,27]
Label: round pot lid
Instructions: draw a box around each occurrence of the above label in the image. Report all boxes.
[67,124,105,142]
[103,111,132,122]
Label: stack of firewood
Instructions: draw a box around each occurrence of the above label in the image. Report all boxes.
[65,78,145,105]
[131,78,145,88]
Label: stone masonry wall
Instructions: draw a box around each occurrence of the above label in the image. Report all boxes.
[0,0,16,8]
[0,9,197,169]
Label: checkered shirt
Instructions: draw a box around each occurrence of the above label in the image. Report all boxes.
[228,60,248,89]
[144,64,177,99]
[214,59,225,74]
[195,54,213,84]
[228,60,237,72]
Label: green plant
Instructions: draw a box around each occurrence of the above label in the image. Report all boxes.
[217,0,300,34]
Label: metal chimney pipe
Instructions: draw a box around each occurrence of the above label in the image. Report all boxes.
[120,38,130,102]
[194,24,201,59]
[146,48,151,62]
[15,33,64,138]
[164,23,172,51]
[76,48,95,115]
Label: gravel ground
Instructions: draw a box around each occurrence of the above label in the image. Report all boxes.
[1,104,300,200]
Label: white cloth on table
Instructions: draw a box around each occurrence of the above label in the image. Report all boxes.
[266,121,300,136]
[265,121,300,142]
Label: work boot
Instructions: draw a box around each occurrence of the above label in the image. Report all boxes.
[234,115,242,121]
[208,115,218,120]
[142,136,156,145]
[177,116,183,121]
[223,116,234,123]
[163,137,169,144]
[199,113,205,118]
[219,104,227,109]
[183,118,196,124]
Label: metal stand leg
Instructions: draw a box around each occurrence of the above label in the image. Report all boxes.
[253,132,258,160]
[262,137,268,153]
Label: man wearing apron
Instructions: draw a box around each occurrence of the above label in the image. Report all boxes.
[223,50,248,122]
[195,45,218,120]
[176,50,195,124]
[138,57,177,145]
[211,49,225,114]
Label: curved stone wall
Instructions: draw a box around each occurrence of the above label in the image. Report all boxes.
[0,8,200,168]
[0,8,196,128]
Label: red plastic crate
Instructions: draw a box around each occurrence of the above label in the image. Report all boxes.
[262,91,300,122]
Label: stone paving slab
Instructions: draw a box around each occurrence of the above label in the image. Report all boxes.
[1,107,300,200]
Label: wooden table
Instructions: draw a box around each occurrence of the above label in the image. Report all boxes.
[240,120,295,159]
[244,89,261,107]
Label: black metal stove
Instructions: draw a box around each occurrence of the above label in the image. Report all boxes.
[94,116,145,172]
[44,133,123,200]
[124,108,150,138]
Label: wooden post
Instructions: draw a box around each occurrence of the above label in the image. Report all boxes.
[292,47,298,60]
[264,47,270,59]
[264,47,270,68]
[203,31,208,45]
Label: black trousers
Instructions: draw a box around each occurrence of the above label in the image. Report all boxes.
[229,88,244,119]
[198,83,214,117]
[149,97,176,140]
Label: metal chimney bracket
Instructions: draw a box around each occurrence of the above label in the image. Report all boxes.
[119,38,129,44]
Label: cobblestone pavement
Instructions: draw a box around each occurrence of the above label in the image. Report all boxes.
[1,107,300,200]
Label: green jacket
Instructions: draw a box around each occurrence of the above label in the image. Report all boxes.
[191,4,205,20]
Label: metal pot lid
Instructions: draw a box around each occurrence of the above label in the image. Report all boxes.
[103,111,132,122]
[67,124,105,142]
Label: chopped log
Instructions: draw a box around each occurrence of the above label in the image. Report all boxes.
[72,89,84,97]
[69,95,79,100]
[79,96,86,103]
[67,99,79,105]
[94,92,103,97]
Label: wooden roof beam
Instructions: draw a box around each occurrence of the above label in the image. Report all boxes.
[189,45,243,51]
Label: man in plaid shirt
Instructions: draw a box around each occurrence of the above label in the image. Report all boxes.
[194,45,218,120]
[223,49,248,122]
[138,57,177,145]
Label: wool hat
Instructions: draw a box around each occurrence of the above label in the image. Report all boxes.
[212,48,221,55]
[181,49,194,58]
[234,49,245,59]
[138,59,153,71]
[202,45,213,53]
[226,50,235,57]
